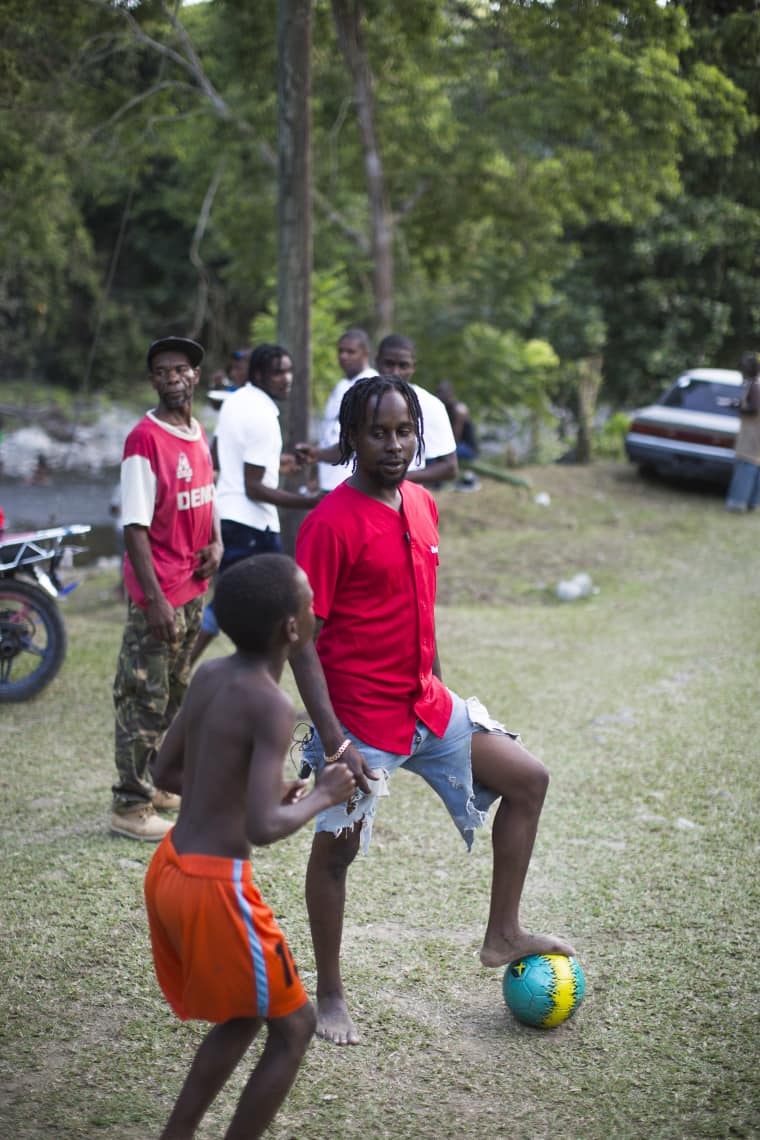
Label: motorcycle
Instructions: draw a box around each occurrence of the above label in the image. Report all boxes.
[0,524,92,703]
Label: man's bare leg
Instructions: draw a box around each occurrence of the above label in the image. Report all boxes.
[305,828,362,1045]
[471,733,576,968]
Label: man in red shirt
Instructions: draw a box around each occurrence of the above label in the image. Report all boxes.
[111,336,222,841]
[292,375,574,1045]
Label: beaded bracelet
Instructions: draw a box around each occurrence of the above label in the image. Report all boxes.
[323,738,351,764]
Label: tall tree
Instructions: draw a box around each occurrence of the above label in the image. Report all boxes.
[277,0,313,553]
[330,0,393,336]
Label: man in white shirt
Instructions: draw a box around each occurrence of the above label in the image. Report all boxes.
[301,331,458,488]
[189,343,323,664]
[316,329,378,491]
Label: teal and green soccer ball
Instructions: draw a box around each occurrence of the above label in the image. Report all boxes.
[503,953,585,1028]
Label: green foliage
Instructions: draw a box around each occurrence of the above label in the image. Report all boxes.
[0,0,757,435]
[250,269,359,408]
[593,411,630,460]
[454,323,559,419]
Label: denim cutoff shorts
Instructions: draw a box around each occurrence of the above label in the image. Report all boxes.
[302,692,518,853]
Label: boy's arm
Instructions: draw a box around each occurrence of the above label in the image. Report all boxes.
[151,705,187,794]
[246,690,355,846]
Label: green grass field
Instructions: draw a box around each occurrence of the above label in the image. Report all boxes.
[1,462,757,1139]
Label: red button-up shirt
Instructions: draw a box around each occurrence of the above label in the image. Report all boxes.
[296,481,453,753]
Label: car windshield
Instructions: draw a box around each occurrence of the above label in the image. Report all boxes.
[661,379,737,416]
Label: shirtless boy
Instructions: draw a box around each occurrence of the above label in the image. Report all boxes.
[145,553,355,1139]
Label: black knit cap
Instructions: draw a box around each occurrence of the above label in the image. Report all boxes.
[146,336,204,369]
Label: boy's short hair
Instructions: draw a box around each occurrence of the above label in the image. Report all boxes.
[214,554,302,654]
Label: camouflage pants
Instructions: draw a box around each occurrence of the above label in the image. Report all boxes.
[112,595,203,808]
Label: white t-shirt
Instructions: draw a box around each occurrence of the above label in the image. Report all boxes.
[214,384,282,532]
[411,385,456,471]
[317,374,456,489]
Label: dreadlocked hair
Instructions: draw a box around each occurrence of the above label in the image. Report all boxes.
[338,374,424,466]
[248,343,290,385]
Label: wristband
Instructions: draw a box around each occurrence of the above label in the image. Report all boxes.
[323,738,351,764]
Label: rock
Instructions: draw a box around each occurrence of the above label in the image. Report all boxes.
[556,572,595,601]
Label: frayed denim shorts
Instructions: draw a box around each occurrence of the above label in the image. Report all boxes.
[302,692,518,854]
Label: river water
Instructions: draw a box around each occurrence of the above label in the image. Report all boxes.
[0,400,224,564]
[0,474,121,563]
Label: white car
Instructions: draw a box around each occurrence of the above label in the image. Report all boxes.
[625,368,742,483]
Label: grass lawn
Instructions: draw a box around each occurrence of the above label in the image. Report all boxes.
[1,462,757,1139]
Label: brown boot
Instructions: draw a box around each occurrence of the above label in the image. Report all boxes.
[110,803,172,842]
[152,789,181,811]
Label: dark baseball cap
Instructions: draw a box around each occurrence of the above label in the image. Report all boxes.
[146,336,204,369]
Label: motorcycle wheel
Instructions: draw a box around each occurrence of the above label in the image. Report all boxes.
[0,579,68,702]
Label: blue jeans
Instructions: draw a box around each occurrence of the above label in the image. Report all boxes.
[725,460,760,512]
[201,521,282,636]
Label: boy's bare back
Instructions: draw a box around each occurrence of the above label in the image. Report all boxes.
[167,653,294,859]
[153,648,354,862]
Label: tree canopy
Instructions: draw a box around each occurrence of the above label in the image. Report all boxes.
[1,0,756,422]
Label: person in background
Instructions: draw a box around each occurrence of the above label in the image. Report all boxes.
[435,379,481,491]
[374,335,458,487]
[314,328,378,491]
[111,336,222,842]
[207,347,252,411]
[188,344,323,666]
[436,379,479,461]
[725,351,760,512]
[298,332,458,489]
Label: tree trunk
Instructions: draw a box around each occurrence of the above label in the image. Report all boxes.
[277,0,313,555]
[331,0,394,338]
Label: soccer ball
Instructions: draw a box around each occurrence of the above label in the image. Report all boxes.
[502,953,585,1028]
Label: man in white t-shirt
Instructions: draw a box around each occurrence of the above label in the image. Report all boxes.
[374,335,458,486]
[189,343,323,664]
[299,331,458,488]
[316,329,378,491]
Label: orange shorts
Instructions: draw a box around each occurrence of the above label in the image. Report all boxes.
[144,832,309,1023]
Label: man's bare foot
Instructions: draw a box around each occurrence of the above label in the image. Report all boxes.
[479,930,576,969]
[316,995,360,1046]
